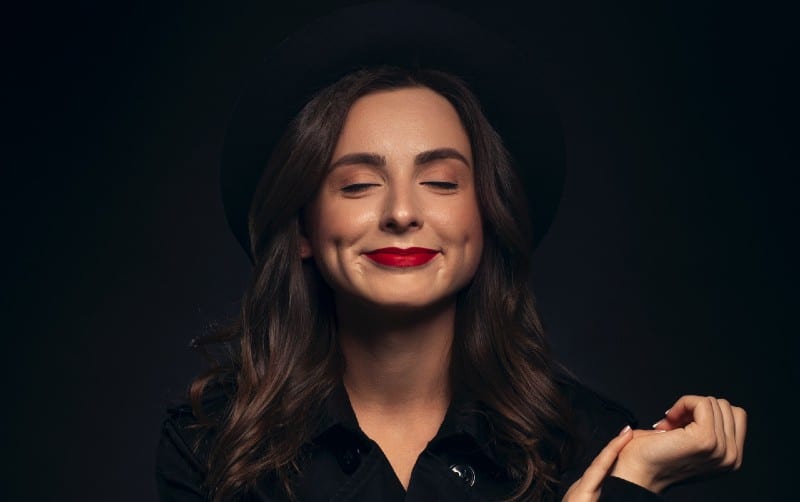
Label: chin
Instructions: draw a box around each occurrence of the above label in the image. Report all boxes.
[361,292,456,312]
[373,299,435,309]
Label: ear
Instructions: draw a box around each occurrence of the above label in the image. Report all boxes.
[299,235,313,259]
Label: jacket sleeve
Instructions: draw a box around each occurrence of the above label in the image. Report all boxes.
[599,476,664,501]
[155,411,209,501]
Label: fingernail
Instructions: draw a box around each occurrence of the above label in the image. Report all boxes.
[665,408,671,415]
[619,425,631,436]
[655,430,667,433]
[652,420,662,429]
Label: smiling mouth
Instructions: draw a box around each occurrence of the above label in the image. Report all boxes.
[363,247,439,268]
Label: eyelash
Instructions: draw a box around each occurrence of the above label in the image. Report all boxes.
[341,183,378,193]
[425,182,458,190]
[341,182,458,193]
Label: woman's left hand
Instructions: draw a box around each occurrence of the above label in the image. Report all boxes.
[609,395,747,494]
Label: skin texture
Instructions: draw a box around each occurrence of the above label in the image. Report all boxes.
[299,87,483,489]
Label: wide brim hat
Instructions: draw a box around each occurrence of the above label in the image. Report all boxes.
[221,0,565,261]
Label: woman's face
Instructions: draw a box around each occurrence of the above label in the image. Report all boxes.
[300,86,483,310]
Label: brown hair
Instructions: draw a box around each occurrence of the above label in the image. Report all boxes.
[188,66,577,501]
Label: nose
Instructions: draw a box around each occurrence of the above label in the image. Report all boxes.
[379,180,422,233]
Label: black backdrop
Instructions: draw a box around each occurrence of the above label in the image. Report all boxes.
[4,1,796,500]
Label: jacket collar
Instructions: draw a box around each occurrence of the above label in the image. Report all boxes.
[311,381,503,468]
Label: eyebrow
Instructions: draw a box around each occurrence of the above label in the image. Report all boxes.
[328,147,471,171]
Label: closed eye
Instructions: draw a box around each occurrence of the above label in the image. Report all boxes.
[341,183,380,194]
[423,182,458,190]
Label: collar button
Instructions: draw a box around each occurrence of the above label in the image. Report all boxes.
[449,463,476,487]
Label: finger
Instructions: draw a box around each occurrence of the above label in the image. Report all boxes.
[717,399,736,437]
[631,428,669,439]
[579,426,634,491]
[665,394,716,431]
[709,397,726,460]
[732,406,748,468]
[652,414,680,431]
[717,399,739,469]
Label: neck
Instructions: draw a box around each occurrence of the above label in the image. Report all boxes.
[336,295,455,413]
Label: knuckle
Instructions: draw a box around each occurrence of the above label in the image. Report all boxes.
[698,434,718,454]
[718,398,731,408]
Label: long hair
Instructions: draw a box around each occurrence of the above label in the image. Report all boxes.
[188,66,577,501]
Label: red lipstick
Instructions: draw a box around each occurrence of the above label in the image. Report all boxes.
[363,247,439,268]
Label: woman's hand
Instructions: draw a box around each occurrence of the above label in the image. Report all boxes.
[609,395,747,494]
[563,425,636,501]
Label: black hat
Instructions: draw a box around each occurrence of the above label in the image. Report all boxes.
[221,0,565,260]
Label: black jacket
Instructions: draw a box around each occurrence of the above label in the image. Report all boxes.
[155,375,665,501]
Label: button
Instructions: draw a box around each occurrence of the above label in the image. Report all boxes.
[449,464,476,487]
[338,446,361,474]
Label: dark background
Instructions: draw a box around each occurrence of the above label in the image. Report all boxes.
[4,0,796,500]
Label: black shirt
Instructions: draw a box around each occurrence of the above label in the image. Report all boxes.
[156,375,665,501]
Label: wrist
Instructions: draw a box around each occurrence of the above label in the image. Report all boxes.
[609,462,667,494]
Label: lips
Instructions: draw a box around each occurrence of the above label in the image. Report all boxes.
[363,247,439,268]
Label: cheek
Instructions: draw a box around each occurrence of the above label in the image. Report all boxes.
[447,200,483,244]
[468,204,484,239]
[459,203,484,269]
[308,198,374,254]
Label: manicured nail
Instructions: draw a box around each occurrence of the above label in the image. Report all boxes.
[664,408,671,415]
[652,420,662,429]
[655,430,667,433]
[619,425,631,436]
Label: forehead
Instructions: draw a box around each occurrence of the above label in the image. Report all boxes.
[332,86,472,161]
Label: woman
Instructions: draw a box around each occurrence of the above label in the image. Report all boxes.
[156,3,746,501]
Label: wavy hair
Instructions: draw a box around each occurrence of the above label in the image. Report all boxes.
[187,66,578,501]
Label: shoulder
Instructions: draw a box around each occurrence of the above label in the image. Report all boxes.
[556,370,639,435]
[553,369,638,469]
[155,380,234,500]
